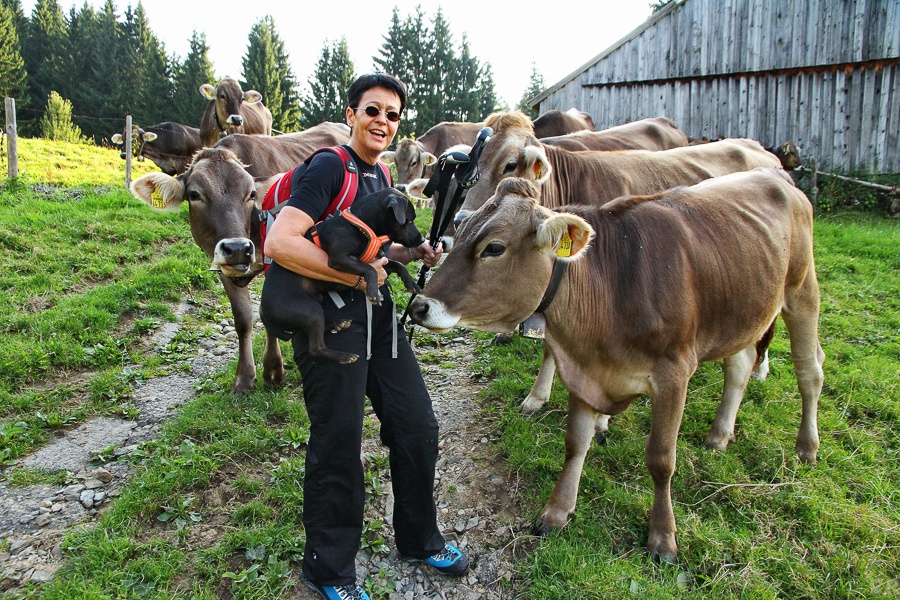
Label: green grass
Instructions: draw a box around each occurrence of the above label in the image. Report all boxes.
[2,139,898,599]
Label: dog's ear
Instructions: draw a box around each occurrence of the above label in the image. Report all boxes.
[388,193,407,223]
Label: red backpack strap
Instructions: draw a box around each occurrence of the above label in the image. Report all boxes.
[377,160,393,186]
[323,146,358,217]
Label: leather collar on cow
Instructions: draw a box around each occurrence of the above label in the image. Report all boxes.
[535,259,568,314]
[214,110,230,138]
[308,209,391,265]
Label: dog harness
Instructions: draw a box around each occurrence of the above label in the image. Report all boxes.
[307,208,392,263]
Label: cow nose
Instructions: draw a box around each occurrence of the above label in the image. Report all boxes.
[229,114,243,126]
[408,297,430,324]
[394,183,408,194]
[219,239,253,263]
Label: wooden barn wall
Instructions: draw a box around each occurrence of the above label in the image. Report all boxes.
[537,0,899,173]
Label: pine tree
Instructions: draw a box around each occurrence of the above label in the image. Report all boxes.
[123,2,174,126]
[420,7,454,125]
[242,15,301,133]
[478,63,502,115]
[0,3,27,101]
[172,31,215,127]
[40,90,88,143]
[517,62,545,119]
[21,0,67,135]
[79,0,125,140]
[374,6,427,138]
[300,37,354,130]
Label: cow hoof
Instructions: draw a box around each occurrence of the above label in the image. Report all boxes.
[532,514,565,537]
[702,433,731,452]
[520,396,547,413]
[651,550,678,565]
[492,331,516,346]
[231,379,255,396]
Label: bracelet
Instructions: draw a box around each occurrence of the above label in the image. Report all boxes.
[353,275,363,289]
[407,246,416,261]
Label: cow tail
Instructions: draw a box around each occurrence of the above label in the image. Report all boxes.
[754,319,777,368]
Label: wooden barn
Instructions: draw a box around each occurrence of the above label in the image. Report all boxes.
[530,0,899,174]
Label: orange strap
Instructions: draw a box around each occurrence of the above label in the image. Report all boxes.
[308,210,391,265]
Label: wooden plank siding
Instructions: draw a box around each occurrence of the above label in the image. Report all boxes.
[533,0,900,173]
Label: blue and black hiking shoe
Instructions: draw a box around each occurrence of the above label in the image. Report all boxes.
[400,543,469,576]
[303,578,370,600]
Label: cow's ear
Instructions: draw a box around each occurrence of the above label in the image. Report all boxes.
[536,212,594,261]
[244,90,262,104]
[406,178,430,199]
[199,84,216,99]
[523,146,552,183]
[380,151,396,165]
[422,152,438,166]
[142,132,158,142]
[111,133,123,145]
[131,173,185,212]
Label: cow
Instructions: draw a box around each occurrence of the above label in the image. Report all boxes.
[199,77,273,147]
[111,122,202,176]
[380,121,484,189]
[531,108,595,139]
[451,111,784,418]
[765,140,803,170]
[540,117,689,152]
[212,123,350,178]
[409,172,824,564]
[128,138,342,394]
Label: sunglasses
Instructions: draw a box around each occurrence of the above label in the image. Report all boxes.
[352,105,401,122]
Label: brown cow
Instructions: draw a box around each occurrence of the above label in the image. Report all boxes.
[531,108,595,139]
[409,172,824,563]
[213,123,350,178]
[380,121,484,188]
[765,140,803,170]
[128,144,309,394]
[540,117,688,151]
[111,122,202,176]
[454,111,783,418]
[199,78,273,147]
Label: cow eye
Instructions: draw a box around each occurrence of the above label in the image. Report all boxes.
[187,189,202,202]
[481,242,505,258]
[503,160,517,174]
[248,190,257,202]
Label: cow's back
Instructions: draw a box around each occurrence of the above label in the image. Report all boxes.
[533,109,595,138]
[214,124,350,178]
[542,117,688,152]
[418,122,484,155]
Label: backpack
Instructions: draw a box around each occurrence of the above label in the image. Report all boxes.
[260,145,392,273]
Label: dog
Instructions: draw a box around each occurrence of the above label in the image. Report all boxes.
[259,187,425,364]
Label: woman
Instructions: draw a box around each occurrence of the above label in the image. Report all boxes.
[263,73,467,600]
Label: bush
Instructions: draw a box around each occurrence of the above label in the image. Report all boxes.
[40,91,90,145]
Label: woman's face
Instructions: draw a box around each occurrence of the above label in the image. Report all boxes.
[346,86,401,165]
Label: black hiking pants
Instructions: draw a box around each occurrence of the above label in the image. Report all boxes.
[292,286,445,586]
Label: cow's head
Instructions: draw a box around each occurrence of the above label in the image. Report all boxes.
[381,138,437,187]
[111,124,152,161]
[457,111,552,215]
[409,178,593,333]
[775,141,802,170]
[200,78,263,133]
[130,147,270,286]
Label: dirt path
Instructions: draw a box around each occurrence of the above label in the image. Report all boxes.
[0,295,534,599]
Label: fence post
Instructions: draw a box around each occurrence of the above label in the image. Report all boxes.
[124,114,132,188]
[4,98,18,179]
[810,159,818,206]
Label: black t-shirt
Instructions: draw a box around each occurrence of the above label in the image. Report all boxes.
[285,145,391,223]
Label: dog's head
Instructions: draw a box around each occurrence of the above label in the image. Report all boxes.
[356,188,426,248]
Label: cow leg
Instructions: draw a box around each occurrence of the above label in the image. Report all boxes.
[781,277,824,464]
[645,367,691,564]
[220,275,257,395]
[534,395,597,535]
[704,345,757,451]
[521,343,555,413]
[262,330,285,388]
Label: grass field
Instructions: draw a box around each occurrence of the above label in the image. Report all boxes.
[1,138,898,599]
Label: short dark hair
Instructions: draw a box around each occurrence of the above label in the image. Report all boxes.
[348,73,407,114]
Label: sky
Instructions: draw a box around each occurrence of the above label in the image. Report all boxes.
[23,0,654,110]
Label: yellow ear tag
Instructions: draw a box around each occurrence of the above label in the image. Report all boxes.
[557,229,572,257]
[150,188,166,209]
